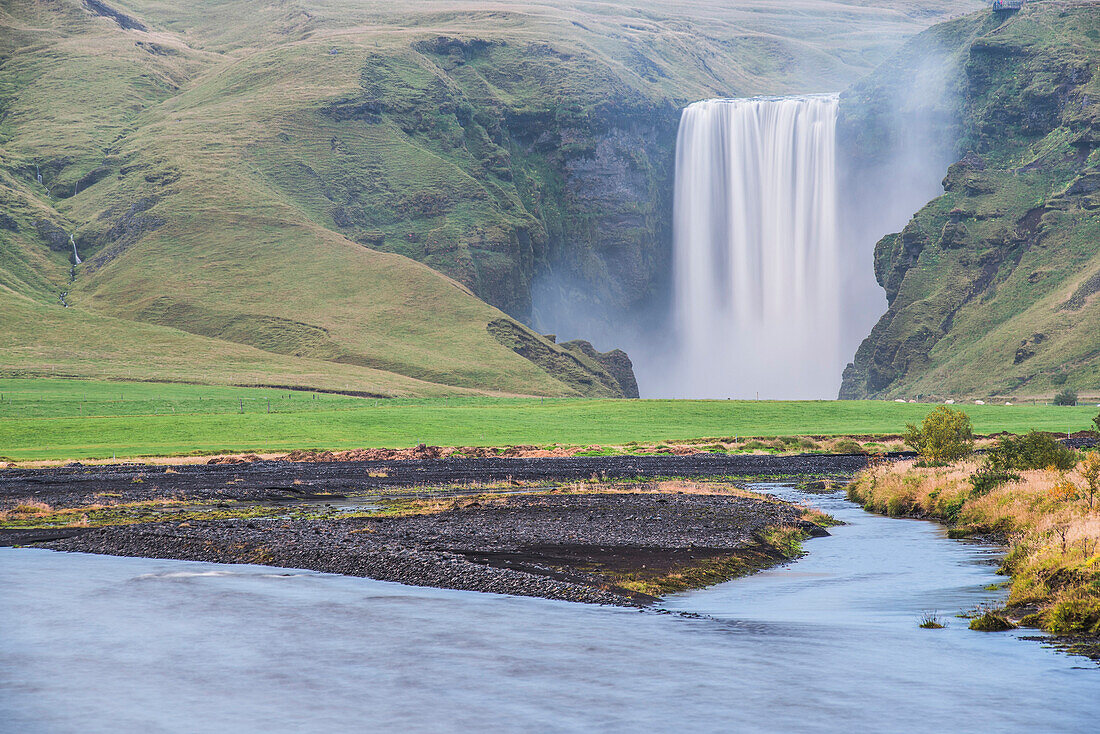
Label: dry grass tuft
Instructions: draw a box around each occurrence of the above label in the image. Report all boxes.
[10,500,52,515]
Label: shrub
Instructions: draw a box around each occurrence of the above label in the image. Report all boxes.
[919,611,945,629]
[1093,410,1100,436]
[903,406,973,462]
[885,493,911,517]
[1048,475,1079,502]
[1053,388,1078,406]
[1079,452,1100,508]
[985,431,1078,472]
[11,501,51,515]
[832,439,863,454]
[968,465,1020,496]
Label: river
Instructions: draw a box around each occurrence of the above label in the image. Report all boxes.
[1,484,1095,732]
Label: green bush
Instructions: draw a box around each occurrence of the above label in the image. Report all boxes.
[903,406,973,462]
[1053,388,1078,406]
[885,494,910,517]
[832,439,863,454]
[968,465,1020,496]
[985,431,1078,472]
[1093,410,1099,436]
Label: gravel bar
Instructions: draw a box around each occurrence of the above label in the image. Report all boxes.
[1,453,870,507]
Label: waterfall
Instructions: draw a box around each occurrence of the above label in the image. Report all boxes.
[671,94,841,399]
[70,234,81,265]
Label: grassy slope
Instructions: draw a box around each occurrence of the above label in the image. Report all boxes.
[1,0,976,397]
[0,2,606,397]
[841,3,1100,399]
[1,378,1095,460]
[0,292,501,396]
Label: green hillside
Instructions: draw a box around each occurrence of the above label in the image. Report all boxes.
[1,0,974,397]
[841,2,1100,400]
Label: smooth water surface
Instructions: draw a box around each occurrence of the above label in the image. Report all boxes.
[2,485,1096,732]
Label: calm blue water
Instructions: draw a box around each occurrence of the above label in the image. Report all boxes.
[1,485,1096,733]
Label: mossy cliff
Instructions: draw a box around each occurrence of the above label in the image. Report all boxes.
[303,38,680,323]
[841,3,1100,399]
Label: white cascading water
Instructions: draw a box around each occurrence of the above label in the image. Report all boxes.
[671,94,841,399]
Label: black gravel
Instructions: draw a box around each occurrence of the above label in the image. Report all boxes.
[1,453,869,508]
[6,455,847,605]
[36,488,819,606]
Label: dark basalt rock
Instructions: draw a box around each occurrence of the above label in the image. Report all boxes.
[20,473,833,605]
[560,339,640,398]
[34,219,70,251]
[83,0,147,32]
[82,197,165,269]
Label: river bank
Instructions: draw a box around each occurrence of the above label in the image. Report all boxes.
[1,457,839,605]
[849,459,1100,641]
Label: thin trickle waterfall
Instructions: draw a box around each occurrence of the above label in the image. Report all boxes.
[70,234,82,265]
[672,94,841,399]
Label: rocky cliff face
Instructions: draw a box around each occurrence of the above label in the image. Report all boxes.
[274,37,677,329]
[840,3,1100,399]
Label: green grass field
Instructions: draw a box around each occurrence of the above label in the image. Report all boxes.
[1,379,1095,461]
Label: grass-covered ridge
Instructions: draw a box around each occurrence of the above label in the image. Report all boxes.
[1,1,977,397]
[1,379,1096,461]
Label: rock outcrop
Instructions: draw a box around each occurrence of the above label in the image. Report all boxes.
[559,339,640,398]
[485,319,635,398]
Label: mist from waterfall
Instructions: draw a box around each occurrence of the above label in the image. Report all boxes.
[669,95,841,399]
